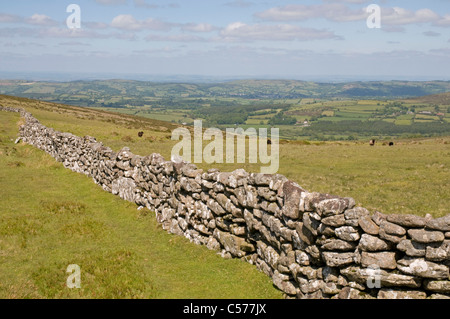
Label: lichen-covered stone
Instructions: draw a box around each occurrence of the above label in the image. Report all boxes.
[408,229,445,243]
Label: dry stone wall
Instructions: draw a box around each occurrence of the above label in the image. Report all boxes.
[2,106,450,299]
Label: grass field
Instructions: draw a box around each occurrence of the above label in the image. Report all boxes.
[0,108,282,299]
[1,94,449,298]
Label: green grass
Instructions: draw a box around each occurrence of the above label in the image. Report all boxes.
[1,94,449,299]
[3,95,449,219]
[0,111,282,299]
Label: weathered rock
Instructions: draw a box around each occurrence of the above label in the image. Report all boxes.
[358,215,380,235]
[387,214,427,228]
[340,266,422,288]
[111,177,136,202]
[379,228,406,244]
[335,226,360,242]
[426,215,450,232]
[371,211,387,226]
[397,239,427,257]
[425,241,449,262]
[423,280,450,294]
[380,220,406,236]
[272,271,297,295]
[321,239,357,251]
[321,214,346,227]
[397,257,449,279]
[359,234,391,252]
[361,251,397,270]
[214,229,254,258]
[280,181,304,220]
[338,287,373,299]
[377,289,427,299]
[322,252,355,268]
[298,278,323,294]
[317,198,354,216]
[408,229,445,243]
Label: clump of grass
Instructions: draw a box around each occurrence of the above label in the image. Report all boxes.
[121,135,133,143]
[7,161,25,167]
[40,200,87,215]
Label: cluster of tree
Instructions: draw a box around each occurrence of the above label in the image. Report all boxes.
[192,105,249,125]
[268,111,297,125]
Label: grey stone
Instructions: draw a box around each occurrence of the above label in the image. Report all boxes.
[280,181,304,220]
[272,271,297,295]
[340,266,422,288]
[379,228,406,244]
[359,234,391,252]
[377,289,427,299]
[397,257,449,279]
[408,229,445,243]
[397,239,427,257]
[321,214,346,227]
[335,226,360,242]
[321,239,357,251]
[358,215,380,235]
[344,207,370,220]
[361,251,397,270]
[426,215,450,232]
[317,198,353,216]
[322,252,355,268]
[380,220,406,236]
[338,287,373,299]
[425,241,449,262]
[423,280,450,294]
[387,214,427,228]
[371,211,387,226]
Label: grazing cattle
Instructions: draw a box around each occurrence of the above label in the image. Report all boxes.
[138,131,144,138]
[369,139,376,146]
[267,139,272,145]
[389,142,394,146]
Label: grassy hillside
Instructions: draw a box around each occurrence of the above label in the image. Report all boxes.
[1,94,449,298]
[1,94,449,217]
[404,92,450,105]
[0,103,281,299]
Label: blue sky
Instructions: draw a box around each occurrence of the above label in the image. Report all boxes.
[0,0,449,80]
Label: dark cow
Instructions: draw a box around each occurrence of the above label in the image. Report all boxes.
[267,139,272,145]
[138,131,144,138]
[389,142,394,146]
[369,139,376,146]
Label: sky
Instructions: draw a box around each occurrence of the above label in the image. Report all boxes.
[0,0,449,81]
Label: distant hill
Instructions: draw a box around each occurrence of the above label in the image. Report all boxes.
[0,79,450,103]
[404,92,450,105]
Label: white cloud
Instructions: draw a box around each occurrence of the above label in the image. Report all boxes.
[181,23,216,33]
[434,14,450,27]
[219,22,340,42]
[256,3,450,28]
[0,13,22,23]
[381,7,440,26]
[25,14,58,26]
[255,4,366,22]
[111,14,172,31]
